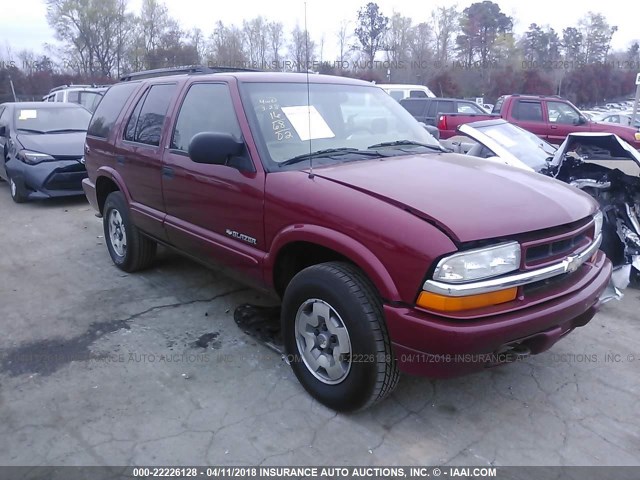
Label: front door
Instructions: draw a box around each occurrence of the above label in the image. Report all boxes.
[545,100,591,145]
[161,82,266,285]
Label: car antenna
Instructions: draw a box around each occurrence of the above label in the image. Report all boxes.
[304,1,314,179]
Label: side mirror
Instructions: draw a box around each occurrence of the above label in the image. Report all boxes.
[0,125,6,136]
[188,132,245,166]
[576,115,587,125]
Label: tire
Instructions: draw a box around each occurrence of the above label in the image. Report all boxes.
[8,175,27,203]
[282,261,399,412]
[103,191,157,272]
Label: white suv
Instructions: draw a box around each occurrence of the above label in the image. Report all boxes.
[43,85,109,112]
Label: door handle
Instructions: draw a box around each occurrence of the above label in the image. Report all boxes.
[550,125,558,129]
[162,166,174,179]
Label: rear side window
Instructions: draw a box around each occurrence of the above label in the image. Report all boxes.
[171,83,241,152]
[457,102,484,114]
[88,83,139,138]
[130,84,176,146]
[435,100,455,114]
[67,91,80,103]
[388,90,404,101]
[124,91,147,142]
[79,92,103,112]
[513,100,543,122]
[401,100,426,116]
[409,90,427,98]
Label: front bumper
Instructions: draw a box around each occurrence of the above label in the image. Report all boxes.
[385,250,612,378]
[6,159,87,199]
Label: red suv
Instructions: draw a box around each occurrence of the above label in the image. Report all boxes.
[83,66,612,411]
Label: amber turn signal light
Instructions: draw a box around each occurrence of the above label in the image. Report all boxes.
[416,287,518,312]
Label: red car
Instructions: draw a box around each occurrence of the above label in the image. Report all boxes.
[436,94,640,148]
[83,67,612,411]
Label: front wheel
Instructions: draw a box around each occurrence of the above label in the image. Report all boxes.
[103,191,157,272]
[282,262,399,411]
[8,175,27,203]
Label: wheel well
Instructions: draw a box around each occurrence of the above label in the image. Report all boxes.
[273,242,351,298]
[96,176,120,214]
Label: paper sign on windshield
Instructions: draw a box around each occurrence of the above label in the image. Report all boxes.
[18,110,38,120]
[281,106,335,141]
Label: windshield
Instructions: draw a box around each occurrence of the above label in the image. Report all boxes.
[240,82,441,170]
[474,122,556,171]
[14,106,91,133]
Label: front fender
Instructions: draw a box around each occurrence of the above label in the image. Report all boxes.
[265,224,401,301]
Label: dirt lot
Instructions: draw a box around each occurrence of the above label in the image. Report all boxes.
[0,185,639,467]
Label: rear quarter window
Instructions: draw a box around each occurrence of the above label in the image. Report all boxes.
[88,82,139,138]
[401,100,427,116]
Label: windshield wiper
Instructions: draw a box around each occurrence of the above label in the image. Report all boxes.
[368,140,446,152]
[279,148,382,167]
[45,129,87,133]
[17,128,46,134]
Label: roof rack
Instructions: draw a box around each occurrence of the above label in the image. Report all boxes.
[47,84,111,94]
[119,65,259,82]
[510,93,563,99]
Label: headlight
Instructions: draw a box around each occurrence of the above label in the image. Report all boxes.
[433,241,521,283]
[593,211,603,238]
[17,150,55,165]
[635,132,640,141]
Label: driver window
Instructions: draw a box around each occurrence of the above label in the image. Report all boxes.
[171,83,242,153]
[547,101,580,125]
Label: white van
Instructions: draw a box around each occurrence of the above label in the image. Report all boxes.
[43,85,109,112]
[378,84,436,101]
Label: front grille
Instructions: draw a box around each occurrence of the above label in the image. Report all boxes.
[521,218,594,270]
[44,162,87,191]
[526,232,590,263]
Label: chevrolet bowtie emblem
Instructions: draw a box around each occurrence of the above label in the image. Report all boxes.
[565,254,581,273]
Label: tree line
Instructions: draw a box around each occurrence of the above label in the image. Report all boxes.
[1,0,639,105]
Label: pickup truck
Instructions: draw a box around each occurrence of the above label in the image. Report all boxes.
[437,94,640,149]
[82,69,612,411]
[399,97,487,126]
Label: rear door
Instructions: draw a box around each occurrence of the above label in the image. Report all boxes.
[161,81,266,284]
[116,82,177,240]
[510,99,548,139]
[401,99,428,123]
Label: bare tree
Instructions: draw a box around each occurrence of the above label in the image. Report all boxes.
[431,5,458,64]
[386,12,412,64]
[289,25,316,72]
[267,21,284,69]
[336,20,351,66]
[243,16,269,68]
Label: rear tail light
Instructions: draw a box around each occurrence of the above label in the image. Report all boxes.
[437,115,447,131]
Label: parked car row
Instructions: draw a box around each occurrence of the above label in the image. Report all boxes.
[2,70,629,413]
[422,94,640,148]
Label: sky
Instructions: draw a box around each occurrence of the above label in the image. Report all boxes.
[1,0,638,61]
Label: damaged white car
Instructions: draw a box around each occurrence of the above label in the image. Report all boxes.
[443,119,640,292]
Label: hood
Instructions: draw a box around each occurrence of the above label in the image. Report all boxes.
[16,132,86,158]
[312,154,597,243]
[551,132,640,169]
[591,121,639,135]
